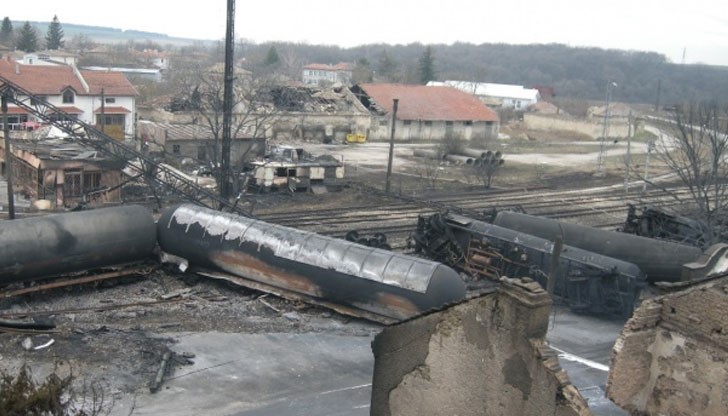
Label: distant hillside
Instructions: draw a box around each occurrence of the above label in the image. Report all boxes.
[9,21,728,105]
[17,20,207,46]
[240,42,728,106]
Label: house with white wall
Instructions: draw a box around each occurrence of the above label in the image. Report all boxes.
[429,81,540,110]
[302,63,354,86]
[352,83,499,145]
[0,57,138,139]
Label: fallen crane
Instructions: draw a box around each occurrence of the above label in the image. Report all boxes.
[413,212,646,316]
[0,205,157,284]
[493,211,703,283]
[157,204,467,322]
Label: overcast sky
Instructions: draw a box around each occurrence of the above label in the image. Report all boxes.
[11,0,728,66]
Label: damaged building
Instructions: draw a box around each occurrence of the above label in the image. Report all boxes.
[352,83,499,145]
[137,120,266,167]
[607,247,728,416]
[268,84,371,143]
[370,277,591,416]
[0,128,124,208]
[246,145,344,192]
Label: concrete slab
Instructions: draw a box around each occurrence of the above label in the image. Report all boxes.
[111,332,374,416]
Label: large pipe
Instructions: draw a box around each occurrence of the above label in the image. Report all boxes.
[460,148,488,159]
[444,154,474,165]
[0,205,156,284]
[157,204,466,321]
[493,211,702,282]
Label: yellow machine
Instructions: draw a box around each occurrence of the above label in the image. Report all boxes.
[345,133,366,144]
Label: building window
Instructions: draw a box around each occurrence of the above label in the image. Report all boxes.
[105,97,116,104]
[424,121,432,126]
[379,119,389,127]
[83,172,101,191]
[445,121,454,126]
[62,90,75,104]
[403,120,412,126]
[464,121,473,126]
[96,114,126,125]
[63,170,82,197]
[172,144,181,154]
[198,146,207,161]
[64,170,102,197]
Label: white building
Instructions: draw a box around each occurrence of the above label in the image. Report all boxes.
[0,57,138,139]
[429,81,540,109]
[302,63,354,85]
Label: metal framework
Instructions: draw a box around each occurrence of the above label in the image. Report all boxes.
[0,75,252,217]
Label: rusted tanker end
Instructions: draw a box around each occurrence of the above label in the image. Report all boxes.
[0,205,157,284]
[157,204,466,321]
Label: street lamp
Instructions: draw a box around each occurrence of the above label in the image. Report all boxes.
[596,81,618,177]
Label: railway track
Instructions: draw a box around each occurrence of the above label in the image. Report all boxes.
[257,182,694,250]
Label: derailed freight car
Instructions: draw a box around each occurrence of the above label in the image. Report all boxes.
[493,211,703,283]
[414,213,647,317]
[0,205,157,284]
[157,204,466,322]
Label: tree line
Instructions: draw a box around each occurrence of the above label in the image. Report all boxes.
[236,41,728,106]
[0,15,65,52]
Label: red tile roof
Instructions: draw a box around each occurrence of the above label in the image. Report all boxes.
[358,83,499,122]
[54,106,83,114]
[81,71,138,96]
[0,59,137,97]
[304,62,354,72]
[94,106,131,114]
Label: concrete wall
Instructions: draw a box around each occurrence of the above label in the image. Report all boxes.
[370,278,591,416]
[607,275,728,415]
[169,138,265,167]
[368,117,498,144]
[524,113,629,139]
[271,113,371,143]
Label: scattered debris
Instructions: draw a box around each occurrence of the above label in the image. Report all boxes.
[621,203,721,248]
[149,351,172,393]
[345,230,391,250]
[33,339,54,351]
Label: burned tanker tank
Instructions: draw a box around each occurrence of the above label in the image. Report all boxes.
[0,205,157,284]
[493,211,703,283]
[157,204,466,321]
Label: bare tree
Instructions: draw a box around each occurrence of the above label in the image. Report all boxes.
[169,62,279,190]
[638,102,728,244]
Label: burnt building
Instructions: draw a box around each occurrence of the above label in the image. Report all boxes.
[0,129,124,208]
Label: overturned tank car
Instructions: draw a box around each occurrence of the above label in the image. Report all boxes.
[413,212,647,317]
[493,211,703,283]
[157,204,466,322]
[0,205,157,284]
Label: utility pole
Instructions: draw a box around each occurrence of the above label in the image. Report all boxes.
[385,98,399,194]
[596,82,617,177]
[624,112,632,194]
[100,88,105,134]
[2,94,15,219]
[220,0,235,199]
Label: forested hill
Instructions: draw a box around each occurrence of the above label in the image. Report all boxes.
[7,19,727,105]
[243,42,728,106]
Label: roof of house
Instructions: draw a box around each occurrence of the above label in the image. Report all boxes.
[431,81,540,102]
[0,59,138,97]
[303,62,354,72]
[356,83,499,122]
